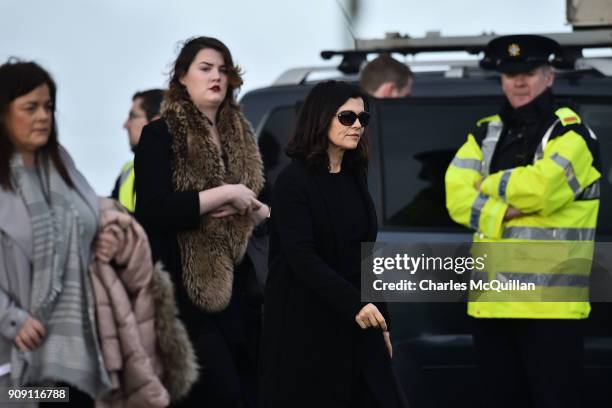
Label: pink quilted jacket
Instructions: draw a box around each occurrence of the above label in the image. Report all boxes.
[91,199,170,408]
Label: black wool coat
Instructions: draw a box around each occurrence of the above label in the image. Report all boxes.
[134,119,260,340]
[260,160,403,408]
[133,120,203,329]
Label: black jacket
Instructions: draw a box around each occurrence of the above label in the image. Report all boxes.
[260,160,402,408]
[133,119,209,328]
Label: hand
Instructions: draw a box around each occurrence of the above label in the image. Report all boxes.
[210,204,240,218]
[383,331,393,358]
[226,184,257,215]
[475,180,482,191]
[248,200,269,226]
[94,231,118,262]
[504,205,523,221]
[355,303,387,331]
[14,316,45,352]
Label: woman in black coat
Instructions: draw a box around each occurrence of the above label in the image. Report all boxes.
[260,81,406,408]
[135,36,269,407]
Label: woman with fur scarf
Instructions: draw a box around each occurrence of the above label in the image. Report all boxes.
[134,36,267,408]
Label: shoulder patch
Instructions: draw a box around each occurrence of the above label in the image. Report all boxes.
[555,107,581,126]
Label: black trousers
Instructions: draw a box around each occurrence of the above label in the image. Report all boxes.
[173,258,261,408]
[472,318,584,408]
[349,373,380,408]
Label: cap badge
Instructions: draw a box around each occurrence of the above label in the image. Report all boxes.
[508,43,521,57]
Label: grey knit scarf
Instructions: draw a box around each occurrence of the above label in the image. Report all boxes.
[9,154,107,397]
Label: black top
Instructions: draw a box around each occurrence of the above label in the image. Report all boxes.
[134,119,254,342]
[322,170,369,287]
[261,160,403,407]
[486,89,601,174]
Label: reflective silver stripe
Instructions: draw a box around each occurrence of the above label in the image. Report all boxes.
[551,153,582,196]
[578,181,600,200]
[587,125,598,140]
[498,170,512,202]
[451,157,482,172]
[497,272,589,288]
[481,122,503,177]
[533,119,560,162]
[502,227,595,241]
[470,193,489,230]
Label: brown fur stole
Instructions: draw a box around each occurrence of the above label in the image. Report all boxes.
[163,98,264,312]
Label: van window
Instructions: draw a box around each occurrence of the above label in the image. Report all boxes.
[377,98,501,229]
[579,103,612,236]
[258,106,297,201]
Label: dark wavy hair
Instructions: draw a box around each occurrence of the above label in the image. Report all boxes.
[166,36,243,111]
[0,59,72,191]
[285,80,369,172]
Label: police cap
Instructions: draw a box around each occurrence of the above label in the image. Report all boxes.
[480,35,560,74]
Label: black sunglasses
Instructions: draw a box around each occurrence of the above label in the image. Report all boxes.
[335,110,370,127]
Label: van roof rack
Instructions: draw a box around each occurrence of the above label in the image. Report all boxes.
[321,30,612,74]
[271,30,612,85]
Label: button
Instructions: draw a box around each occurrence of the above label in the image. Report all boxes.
[10,321,16,327]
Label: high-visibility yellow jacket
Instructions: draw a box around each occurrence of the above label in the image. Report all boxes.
[116,160,136,213]
[445,107,601,319]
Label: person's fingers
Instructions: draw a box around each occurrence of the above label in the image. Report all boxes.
[29,331,43,348]
[234,199,249,212]
[96,234,114,249]
[367,313,379,329]
[211,206,227,214]
[250,198,263,211]
[375,313,388,331]
[19,332,35,351]
[100,233,114,243]
[212,208,237,218]
[31,319,45,338]
[96,250,110,262]
[24,324,42,346]
[15,336,28,352]
[384,332,393,358]
[355,316,367,329]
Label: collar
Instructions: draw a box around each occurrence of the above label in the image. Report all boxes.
[500,88,554,126]
[0,147,99,260]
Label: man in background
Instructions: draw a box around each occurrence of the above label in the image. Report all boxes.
[111,89,164,212]
[359,55,413,98]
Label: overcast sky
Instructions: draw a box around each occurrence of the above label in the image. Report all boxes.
[0,0,570,194]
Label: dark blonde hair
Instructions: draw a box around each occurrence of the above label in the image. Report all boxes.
[166,36,243,110]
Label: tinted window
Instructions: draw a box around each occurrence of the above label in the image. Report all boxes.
[258,106,298,201]
[377,98,502,230]
[579,103,612,236]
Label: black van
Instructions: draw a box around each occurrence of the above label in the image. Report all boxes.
[241,31,612,407]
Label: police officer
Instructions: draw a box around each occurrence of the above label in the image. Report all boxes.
[111,89,164,212]
[445,35,601,408]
